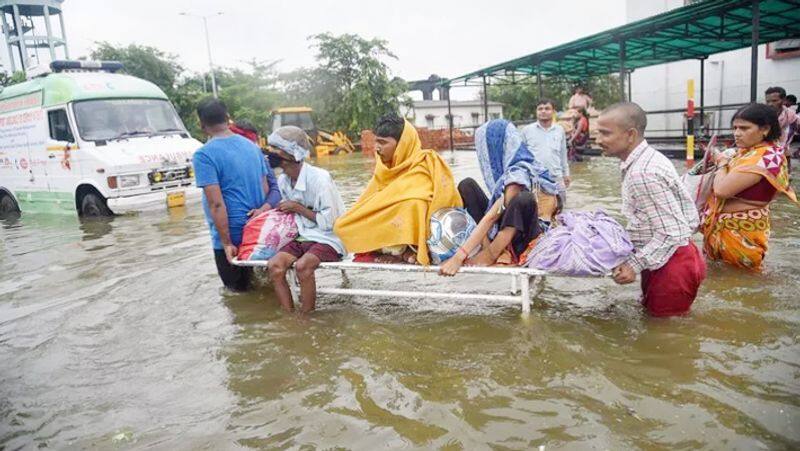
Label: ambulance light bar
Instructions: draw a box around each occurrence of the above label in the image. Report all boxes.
[50,60,124,73]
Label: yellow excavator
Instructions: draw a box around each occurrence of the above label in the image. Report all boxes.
[267,107,355,157]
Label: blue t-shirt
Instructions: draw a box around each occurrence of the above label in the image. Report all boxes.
[193,134,281,249]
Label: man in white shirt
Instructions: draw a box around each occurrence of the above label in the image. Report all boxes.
[266,126,345,314]
[521,99,571,203]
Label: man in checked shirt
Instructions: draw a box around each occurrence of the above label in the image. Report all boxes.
[596,102,707,317]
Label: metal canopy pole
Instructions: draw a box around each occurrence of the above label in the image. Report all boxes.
[627,71,632,101]
[699,58,706,131]
[619,40,626,102]
[537,67,543,99]
[446,85,454,152]
[482,74,489,123]
[750,0,759,102]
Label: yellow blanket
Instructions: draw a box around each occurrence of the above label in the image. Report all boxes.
[334,120,462,264]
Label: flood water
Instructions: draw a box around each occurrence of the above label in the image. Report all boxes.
[2,152,799,450]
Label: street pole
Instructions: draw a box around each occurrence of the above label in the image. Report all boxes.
[181,12,222,98]
[202,16,218,98]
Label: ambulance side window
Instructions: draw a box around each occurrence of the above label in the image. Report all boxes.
[48,109,75,142]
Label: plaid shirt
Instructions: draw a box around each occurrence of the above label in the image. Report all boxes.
[620,140,698,272]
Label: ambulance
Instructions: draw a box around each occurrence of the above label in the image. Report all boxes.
[0,60,202,218]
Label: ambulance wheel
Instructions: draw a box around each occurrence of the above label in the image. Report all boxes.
[80,192,113,217]
[0,192,20,219]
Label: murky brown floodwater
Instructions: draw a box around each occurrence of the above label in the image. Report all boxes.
[1,152,799,450]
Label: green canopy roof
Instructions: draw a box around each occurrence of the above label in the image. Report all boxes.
[446,0,800,86]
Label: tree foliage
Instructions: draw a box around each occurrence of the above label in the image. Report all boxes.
[489,74,623,121]
[2,35,409,140]
[90,42,183,98]
[89,43,284,138]
[0,71,26,87]
[298,33,409,136]
[216,60,284,133]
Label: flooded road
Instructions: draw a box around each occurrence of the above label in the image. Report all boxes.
[2,152,799,449]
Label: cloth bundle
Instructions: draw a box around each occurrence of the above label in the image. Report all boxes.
[681,150,721,216]
[524,210,633,276]
[679,137,734,218]
[238,210,298,261]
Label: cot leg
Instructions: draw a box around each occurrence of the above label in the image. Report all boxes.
[340,269,350,288]
[511,274,518,294]
[520,275,531,315]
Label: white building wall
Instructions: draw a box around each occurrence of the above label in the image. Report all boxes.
[627,0,800,137]
[404,101,504,129]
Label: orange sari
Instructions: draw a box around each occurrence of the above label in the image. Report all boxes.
[701,142,797,271]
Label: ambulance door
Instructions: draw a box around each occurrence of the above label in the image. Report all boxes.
[45,107,79,195]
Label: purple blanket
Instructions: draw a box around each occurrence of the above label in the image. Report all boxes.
[524,210,633,276]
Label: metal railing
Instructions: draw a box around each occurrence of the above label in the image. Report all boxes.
[435,102,748,151]
[233,259,606,314]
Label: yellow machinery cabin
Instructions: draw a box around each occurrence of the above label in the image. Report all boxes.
[268,107,355,157]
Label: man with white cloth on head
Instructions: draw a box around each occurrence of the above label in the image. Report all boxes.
[264,126,345,314]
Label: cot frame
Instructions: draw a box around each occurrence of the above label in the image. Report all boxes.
[233,260,551,313]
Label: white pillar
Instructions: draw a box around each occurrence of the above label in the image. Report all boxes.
[1,12,16,72]
[12,4,27,71]
[58,10,68,59]
[43,5,55,60]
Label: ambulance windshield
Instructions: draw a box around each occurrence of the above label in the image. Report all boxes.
[73,99,186,141]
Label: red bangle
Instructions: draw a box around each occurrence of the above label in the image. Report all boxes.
[457,247,469,259]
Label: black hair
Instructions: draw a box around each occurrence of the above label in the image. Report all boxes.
[765,86,787,99]
[786,94,797,105]
[374,113,404,141]
[197,97,228,127]
[537,98,557,109]
[234,119,258,134]
[731,103,781,142]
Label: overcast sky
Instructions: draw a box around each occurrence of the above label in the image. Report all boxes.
[41,0,625,99]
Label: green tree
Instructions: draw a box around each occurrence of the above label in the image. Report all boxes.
[280,67,334,125]
[171,74,207,138]
[488,74,621,121]
[90,42,183,98]
[0,71,26,87]
[87,35,406,140]
[89,43,285,139]
[215,59,284,133]
[296,33,408,137]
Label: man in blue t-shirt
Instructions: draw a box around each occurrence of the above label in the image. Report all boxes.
[193,98,281,291]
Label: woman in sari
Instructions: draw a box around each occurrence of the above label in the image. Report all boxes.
[568,107,590,162]
[702,103,798,271]
[334,114,462,265]
[439,119,560,276]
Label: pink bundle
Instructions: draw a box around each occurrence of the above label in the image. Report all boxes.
[238,210,298,261]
